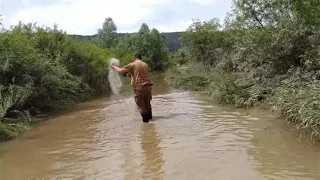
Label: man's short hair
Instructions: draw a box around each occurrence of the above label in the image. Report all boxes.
[134,54,142,60]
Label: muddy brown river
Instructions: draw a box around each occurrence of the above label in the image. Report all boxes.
[0,73,319,180]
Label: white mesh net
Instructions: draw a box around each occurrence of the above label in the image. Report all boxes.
[108,58,123,100]
[108,57,137,120]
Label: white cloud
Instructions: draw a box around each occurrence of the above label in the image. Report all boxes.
[7,0,173,35]
[21,0,31,5]
[2,0,232,34]
[189,0,216,5]
[154,20,193,32]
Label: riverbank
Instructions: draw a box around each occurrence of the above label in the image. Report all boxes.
[166,65,320,143]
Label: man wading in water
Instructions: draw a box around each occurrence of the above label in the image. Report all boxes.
[111,54,153,123]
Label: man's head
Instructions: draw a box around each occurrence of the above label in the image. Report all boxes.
[134,54,142,61]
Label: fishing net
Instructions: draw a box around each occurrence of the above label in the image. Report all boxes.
[108,58,123,100]
[108,58,136,120]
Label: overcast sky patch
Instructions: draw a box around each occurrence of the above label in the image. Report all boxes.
[0,0,232,35]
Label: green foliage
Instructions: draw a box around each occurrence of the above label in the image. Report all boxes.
[0,85,31,141]
[0,22,118,140]
[95,17,118,48]
[0,122,30,141]
[116,23,170,71]
[208,74,250,106]
[227,0,320,29]
[70,32,183,53]
[181,19,234,68]
[167,63,210,91]
[174,47,190,65]
[168,0,320,140]
[0,85,30,120]
[2,26,73,111]
[166,53,176,68]
[269,80,320,137]
[167,68,209,91]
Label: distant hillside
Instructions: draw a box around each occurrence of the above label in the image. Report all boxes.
[69,32,183,52]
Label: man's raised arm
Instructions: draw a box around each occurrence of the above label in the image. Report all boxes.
[111,62,133,75]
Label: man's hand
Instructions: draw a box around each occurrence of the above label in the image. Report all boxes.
[110,62,116,67]
[110,61,130,74]
[111,64,124,73]
[110,63,119,71]
[111,64,116,70]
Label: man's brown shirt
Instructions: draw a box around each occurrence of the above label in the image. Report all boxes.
[123,60,153,90]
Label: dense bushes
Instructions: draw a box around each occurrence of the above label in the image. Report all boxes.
[0,23,116,140]
[0,23,111,113]
[169,0,320,140]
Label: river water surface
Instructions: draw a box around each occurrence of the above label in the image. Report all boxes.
[0,73,319,180]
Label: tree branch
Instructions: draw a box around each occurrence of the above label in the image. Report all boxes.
[247,3,264,28]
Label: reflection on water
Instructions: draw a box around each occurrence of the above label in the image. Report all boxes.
[0,73,319,180]
[244,110,320,180]
[140,123,164,179]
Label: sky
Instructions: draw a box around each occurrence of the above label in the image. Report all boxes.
[0,0,233,35]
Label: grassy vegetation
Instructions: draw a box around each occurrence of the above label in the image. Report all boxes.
[168,0,320,141]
